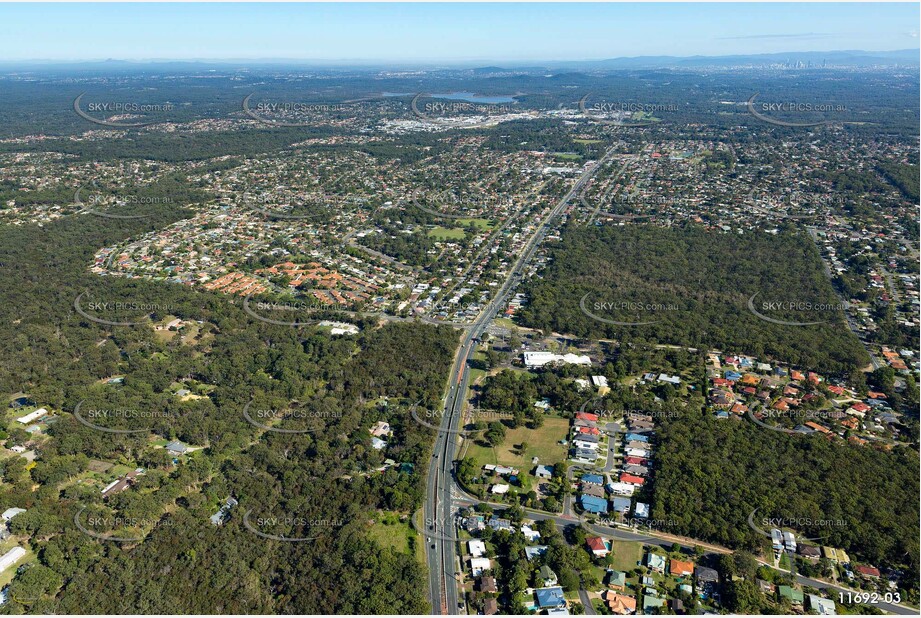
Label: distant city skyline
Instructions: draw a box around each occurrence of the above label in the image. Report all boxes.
[0,2,917,63]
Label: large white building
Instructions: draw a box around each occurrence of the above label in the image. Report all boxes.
[523,351,591,368]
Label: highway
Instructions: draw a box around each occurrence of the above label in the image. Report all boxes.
[424,151,609,614]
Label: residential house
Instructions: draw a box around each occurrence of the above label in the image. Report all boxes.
[210,497,238,526]
[539,565,558,587]
[468,539,486,558]
[855,565,880,579]
[778,585,804,606]
[646,552,666,573]
[521,524,541,542]
[525,546,548,561]
[669,559,694,577]
[580,495,608,514]
[535,587,567,610]
[603,591,636,615]
[610,497,632,514]
[633,502,650,519]
[606,570,627,591]
[470,557,491,576]
[695,566,719,586]
[477,576,498,593]
[586,537,610,557]
[807,594,837,615]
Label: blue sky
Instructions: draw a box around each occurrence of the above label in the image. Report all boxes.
[0,3,917,63]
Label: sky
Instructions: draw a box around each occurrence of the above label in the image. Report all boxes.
[0,2,917,63]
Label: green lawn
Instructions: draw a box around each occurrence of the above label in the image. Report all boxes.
[608,540,645,572]
[428,227,467,240]
[466,415,568,470]
[368,511,415,556]
[573,139,602,145]
[552,152,580,161]
[455,218,494,230]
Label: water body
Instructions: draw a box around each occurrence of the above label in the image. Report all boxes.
[383,91,517,104]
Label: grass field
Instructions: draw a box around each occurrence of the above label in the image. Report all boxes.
[573,139,602,144]
[455,218,493,230]
[608,540,645,572]
[428,227,467,240]
[552,152,580,160]
[466,415,568,469]
[368,511,415,555]
[429,218,493,240]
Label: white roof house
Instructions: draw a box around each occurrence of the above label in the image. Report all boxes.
[609,482,636,496]
[0,547,26,573]
[468,539,487,558]
[1,508,25,522]
[807,594,837,615]
[625,448,649,458]
[470,557,491,576]
[490,484,510,494]
[521,525,541,542]
[16,408,47,424]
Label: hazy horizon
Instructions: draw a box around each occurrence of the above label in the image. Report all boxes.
[0,3,917,63]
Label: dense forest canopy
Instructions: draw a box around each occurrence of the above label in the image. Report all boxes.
[0,208,458,613]
[517,223,870,374]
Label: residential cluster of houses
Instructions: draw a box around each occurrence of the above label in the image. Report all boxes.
[481,464,520,496]
[461,514,567,615]
[706,351,905,444]
[570,410,606,465]
[592,545,720,615]
[572,410,654,521]
[758,581,838,616]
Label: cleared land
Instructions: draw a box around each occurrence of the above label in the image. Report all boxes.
[465,414,568,470]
